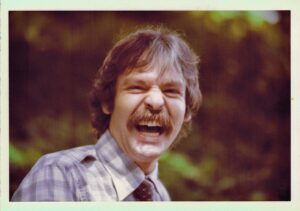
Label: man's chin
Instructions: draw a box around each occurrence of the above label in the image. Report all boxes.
[132,145,163,161]
[127,128,171,161]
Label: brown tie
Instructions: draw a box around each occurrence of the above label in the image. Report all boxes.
[133,179,155,201]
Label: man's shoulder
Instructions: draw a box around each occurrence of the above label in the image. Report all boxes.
[11,145,97,201]
[35,144,96,170]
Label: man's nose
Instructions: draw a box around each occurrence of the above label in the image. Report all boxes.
[144,88,164,113]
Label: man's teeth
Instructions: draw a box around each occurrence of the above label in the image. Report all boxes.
[139,121,161,127]
[140,131,160,137]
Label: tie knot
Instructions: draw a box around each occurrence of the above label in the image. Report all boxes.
[133,179,155,201]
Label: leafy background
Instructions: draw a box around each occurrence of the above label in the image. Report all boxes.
[9,11,290,201]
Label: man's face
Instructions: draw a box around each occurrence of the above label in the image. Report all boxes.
[104,65,190,168]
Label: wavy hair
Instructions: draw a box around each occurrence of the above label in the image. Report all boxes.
[90,26,202,139]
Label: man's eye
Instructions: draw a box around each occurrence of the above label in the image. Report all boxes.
[128,86,143,90]
[127,86,145,92]
[164,89,181,96]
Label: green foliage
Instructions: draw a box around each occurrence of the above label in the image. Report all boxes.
[161,152,201,180]
[9,144,25,166]
[10,144,42,167]
[9,114,94,166]
[9,11,290,200]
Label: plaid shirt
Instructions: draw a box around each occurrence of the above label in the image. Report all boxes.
[11,130,170,201]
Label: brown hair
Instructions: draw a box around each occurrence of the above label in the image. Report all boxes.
[90,26,202,139]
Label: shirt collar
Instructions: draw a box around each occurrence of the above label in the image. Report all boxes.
[95,130,159,201]
[145,164,161,193]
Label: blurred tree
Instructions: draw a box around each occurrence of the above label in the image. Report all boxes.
[9,11,290,201]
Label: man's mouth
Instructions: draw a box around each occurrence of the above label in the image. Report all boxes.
[135,121,165,137]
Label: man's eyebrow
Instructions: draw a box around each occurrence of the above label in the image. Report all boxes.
[163,80,184,86]
[122,77,186,88]
[161,80,185,89]
[122,78,147,86]
[121,74,186,89]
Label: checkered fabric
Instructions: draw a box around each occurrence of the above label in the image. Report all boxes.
[11,130,170,201]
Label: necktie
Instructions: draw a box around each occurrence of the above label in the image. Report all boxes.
[133,179,155,201]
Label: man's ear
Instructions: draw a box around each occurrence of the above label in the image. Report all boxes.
[184,112,191,122]
[102,103,111,115]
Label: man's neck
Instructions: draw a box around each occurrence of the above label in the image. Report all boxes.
[135,160,158,175]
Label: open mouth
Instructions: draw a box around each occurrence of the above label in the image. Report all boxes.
[135,122,164,137]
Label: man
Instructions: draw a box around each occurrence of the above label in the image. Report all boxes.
[11,27,202,201]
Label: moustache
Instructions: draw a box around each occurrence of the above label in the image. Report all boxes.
[129,109,173,133]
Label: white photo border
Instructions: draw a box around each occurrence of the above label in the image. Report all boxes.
[1,1,299,211]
